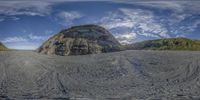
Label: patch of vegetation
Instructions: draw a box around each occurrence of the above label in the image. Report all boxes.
[127,38,200,51]
[0,42,7,51]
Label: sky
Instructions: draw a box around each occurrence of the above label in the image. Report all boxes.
[0,0,200,50]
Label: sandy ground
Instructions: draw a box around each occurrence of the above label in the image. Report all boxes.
[0,50,200,100]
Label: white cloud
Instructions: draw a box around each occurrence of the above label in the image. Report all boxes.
[0,0,101,21]
[1,34,53,50]
[0,29,51,50]
[115,32,137,44]
[59,11,83,20]
[135,1,183,12]
[28,34,51,40]
[2,36,28,43]
[111,1,200,37]
[120,8,169,38]
[0,1,59,22]
[186,20,200,32]
[0,1,84,24]
[115,1,200,30]
[0,1,54,16]
[2,34,52,43]
[100,8,170,44]
[57,11,83,26]
[168,13,191,25]
[114,1,200,14]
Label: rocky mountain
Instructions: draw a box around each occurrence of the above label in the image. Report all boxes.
[38,24,122,56]
[126,37,200,51]
[0,42,7,51]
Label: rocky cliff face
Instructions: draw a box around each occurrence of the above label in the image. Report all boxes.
[38,25,122,56]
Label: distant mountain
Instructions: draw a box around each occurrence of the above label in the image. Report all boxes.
[126,38,200,51]
[38,24,122,56]
[0,42,7,51]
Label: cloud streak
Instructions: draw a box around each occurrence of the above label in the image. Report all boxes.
[2,34,52,43]
[99,8,170,44]
[57,11,83,26]
[0,1,53,16]
[114,1,200,14]
[2,36,28,43]
[28,34,51,40]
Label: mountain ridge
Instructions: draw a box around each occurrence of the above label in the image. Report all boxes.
[126,37,200,51]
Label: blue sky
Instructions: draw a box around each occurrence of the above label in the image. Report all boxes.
[0,0,200,50]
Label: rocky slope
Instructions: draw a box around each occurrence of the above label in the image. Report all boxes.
[38,24,122,56]
[0,42,7,51]
[127,37,200,50]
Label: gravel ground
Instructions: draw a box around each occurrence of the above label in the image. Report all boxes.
[0,50,200,100]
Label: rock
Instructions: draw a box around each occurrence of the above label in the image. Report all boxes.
[38,24,122,56]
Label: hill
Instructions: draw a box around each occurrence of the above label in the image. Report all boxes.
[127,38,200,51]
[0,42,7,51]
[38,24,122,55]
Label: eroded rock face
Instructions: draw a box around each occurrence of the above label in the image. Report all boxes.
[38,25,122,56]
